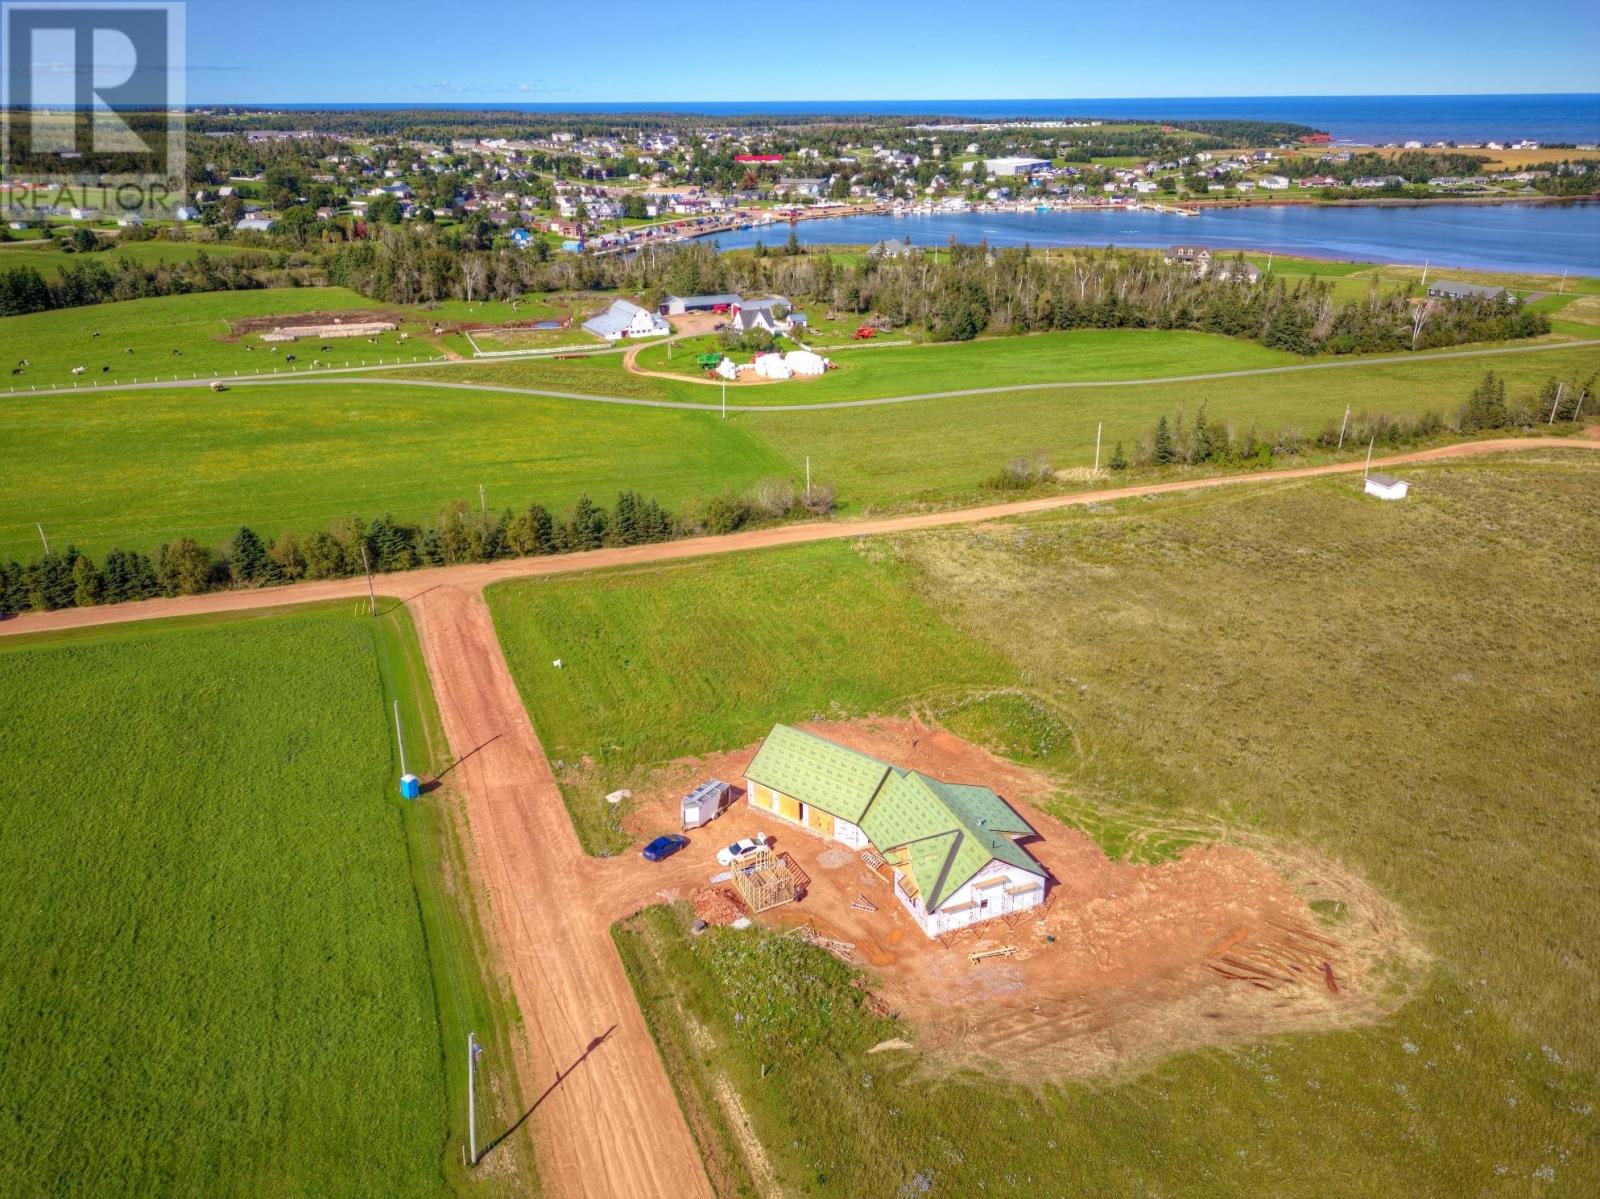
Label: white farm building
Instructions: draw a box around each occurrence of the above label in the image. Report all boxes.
[744,725,1047,939]
[582,299,669,342]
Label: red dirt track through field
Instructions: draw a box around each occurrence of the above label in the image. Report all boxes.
[2,437,1595,1197]
[3,437,1592,642]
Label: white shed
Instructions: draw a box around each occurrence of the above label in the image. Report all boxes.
[1364,473,1409,501]
[682,779,731,829]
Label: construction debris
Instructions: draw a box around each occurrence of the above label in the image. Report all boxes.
[850,895,878,912]
[1204,920,1344,992]
[790,920,857,962]
[690,887,747,926]
[969,945,1018,965]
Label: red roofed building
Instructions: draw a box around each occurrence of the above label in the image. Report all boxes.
[734,154,783,163]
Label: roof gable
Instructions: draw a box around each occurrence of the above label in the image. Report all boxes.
[744,724,891,825]
[861,771,1041,911]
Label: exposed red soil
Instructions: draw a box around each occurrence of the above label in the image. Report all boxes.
[606,717,1417,1081]
[225,308,404,338]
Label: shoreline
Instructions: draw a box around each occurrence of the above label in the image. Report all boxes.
[678,197,1600,276]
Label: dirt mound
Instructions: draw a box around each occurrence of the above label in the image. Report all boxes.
[226,309,404,339]
[691,887,747,926]
[619,716,1420,1083]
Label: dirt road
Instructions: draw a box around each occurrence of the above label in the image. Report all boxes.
[3,436,1594,643]
[408,586,713,1199]
[5,434,1594,1196]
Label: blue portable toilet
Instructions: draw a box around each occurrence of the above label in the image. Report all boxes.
[400,773,421,800]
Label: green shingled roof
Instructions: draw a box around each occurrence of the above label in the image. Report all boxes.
[744,725,1044,913]
[744,724,892,825]
[861,771,1042,912]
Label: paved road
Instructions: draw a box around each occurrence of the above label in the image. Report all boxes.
[5,435,1592,641]
[11,337,1597,414]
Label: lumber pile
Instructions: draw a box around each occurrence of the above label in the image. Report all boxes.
[1205,919,1343,992]
[790,921,856,962]
[969,945,1017,965]
[850,895,878,912]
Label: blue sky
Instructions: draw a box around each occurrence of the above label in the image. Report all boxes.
[176,0,1600,104]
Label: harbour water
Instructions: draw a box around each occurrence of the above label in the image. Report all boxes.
[705,202,1600,276]
[277,94,1600,146]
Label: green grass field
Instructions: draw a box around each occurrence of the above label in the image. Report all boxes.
[745,342,1600,507]
[5,334,1597,562]
[0,237,271,278]
[1,288,451,388]
[486,544,1013,852]
[438,327,1307,406]
[492,457,1599,1196]
[0,602,532,1196]
[1,380,790,560]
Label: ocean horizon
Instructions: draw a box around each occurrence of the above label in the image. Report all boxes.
[218,94,1600,145]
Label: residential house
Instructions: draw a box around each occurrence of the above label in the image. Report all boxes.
[1427,280,1516,303]
[730,296,789,335]
[1165,244,1212,270]
[743,725,1048,939]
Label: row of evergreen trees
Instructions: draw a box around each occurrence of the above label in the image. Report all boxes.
[0,252,275,316]
[0,481,835,616]
[1098,371,1593,472]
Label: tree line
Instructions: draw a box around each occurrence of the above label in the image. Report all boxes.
[0,479,836,616]
[1092,371,1594,473]
[0,251,279,316]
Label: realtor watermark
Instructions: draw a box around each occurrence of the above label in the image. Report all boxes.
[2,2,185,213]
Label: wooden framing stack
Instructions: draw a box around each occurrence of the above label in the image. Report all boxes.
[728,846,798,914]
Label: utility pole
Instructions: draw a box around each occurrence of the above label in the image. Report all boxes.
[393,700,408,778]
[1364,435,1375,480]
[479,483,486,514]
[1337,404,1351,450]
[36,522,49,555]
[1420,259,1430,290]
[1094,421,1102,471]
[359,544,376,617]
[805,455,812,500]
[1559,268,1568,295]
[1548,382,1564,424]
[467,1032,483,1166]
[721,380,727,420]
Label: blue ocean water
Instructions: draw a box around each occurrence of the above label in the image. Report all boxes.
[260,94,1600,145]
[707,203,1600,276]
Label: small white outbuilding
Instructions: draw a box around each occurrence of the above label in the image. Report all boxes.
[1364,473,1409,501]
